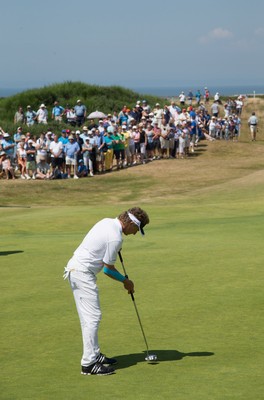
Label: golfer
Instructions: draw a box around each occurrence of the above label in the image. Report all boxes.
[64,207,150,376]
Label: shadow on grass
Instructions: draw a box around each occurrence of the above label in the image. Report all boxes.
[0,250,24,256]
[115,349,214,369]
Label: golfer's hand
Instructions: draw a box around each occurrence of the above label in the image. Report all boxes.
[123,278,134,294]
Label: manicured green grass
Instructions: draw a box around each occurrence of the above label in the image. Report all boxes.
[1,176,264,399]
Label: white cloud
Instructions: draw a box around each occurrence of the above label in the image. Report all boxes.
[198,28,233,44]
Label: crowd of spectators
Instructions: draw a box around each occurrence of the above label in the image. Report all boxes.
[0,91,245,180]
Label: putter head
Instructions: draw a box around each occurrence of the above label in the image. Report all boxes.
[145,354,158,362]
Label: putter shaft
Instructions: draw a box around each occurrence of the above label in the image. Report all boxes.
[118,251,150,357]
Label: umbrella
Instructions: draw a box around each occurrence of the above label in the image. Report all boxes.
[87,110,107,120]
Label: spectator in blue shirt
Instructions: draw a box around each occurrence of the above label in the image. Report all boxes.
[74,100,87,126]
[52,101,65,122]
[64,135,80,179]
[26,105,37,126]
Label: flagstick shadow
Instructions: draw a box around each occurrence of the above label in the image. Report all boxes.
[0,251,24,256]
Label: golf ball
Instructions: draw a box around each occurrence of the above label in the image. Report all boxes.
[145,354,158,361]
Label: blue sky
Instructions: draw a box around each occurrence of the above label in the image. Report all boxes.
[1,0,263,90]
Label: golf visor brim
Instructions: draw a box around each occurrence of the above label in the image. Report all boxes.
[128,212,145,236]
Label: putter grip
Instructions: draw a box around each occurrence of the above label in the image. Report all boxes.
[124,273,135,300]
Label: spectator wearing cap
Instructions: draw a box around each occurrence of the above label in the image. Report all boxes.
[64,135,80,178]
[13,126,23,145]
[14,106,25,125]
[59,130,69,147]
[25,139,37,179]
[2,133,16,164]
[214,92,221,103]
[153,103,163,128]
[36,104,48,124]
[74,100,87,127]
[179,92,185,105]
[208,116,217,138]
[142,100,151,115]
[26,105,37,126]
[77,159,88,178]
[80,126,88,142]
[52,101,65,123]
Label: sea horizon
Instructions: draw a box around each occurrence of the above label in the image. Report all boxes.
[1,84,264,99]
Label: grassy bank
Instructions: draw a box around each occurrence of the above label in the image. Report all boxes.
[0,81,163,135]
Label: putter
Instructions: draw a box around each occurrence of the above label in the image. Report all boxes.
[118,251,158,362]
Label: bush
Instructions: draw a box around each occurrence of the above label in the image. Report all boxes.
[0,81,166,135]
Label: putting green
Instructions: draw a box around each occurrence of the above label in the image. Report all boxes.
[1,174,264,399]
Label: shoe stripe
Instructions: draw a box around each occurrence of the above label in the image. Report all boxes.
[97,354,104,363]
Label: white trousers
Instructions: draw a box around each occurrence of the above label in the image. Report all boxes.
[68,270,102,367]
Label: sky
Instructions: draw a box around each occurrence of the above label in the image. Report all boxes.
[1,0,264,91]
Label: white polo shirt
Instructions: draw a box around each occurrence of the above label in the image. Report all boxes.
[66,218,123,274]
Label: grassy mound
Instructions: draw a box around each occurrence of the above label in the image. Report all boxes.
[0,81,163,134]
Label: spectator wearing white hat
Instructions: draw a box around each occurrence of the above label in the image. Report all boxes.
[1,133,16,164]
[179,92,185,105]
[36,104,48,124]
[153,103,163,128]
[26,105,37,126]
[64,135,80,178]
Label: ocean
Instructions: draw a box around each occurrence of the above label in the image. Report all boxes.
[133,85,264,98]
[1,85,263,99]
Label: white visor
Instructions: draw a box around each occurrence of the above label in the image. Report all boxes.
[128,212,145,236]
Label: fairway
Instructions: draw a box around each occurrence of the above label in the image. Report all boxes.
[1,100,264,399]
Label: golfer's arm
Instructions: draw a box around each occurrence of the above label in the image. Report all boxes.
[103,263,127,282]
